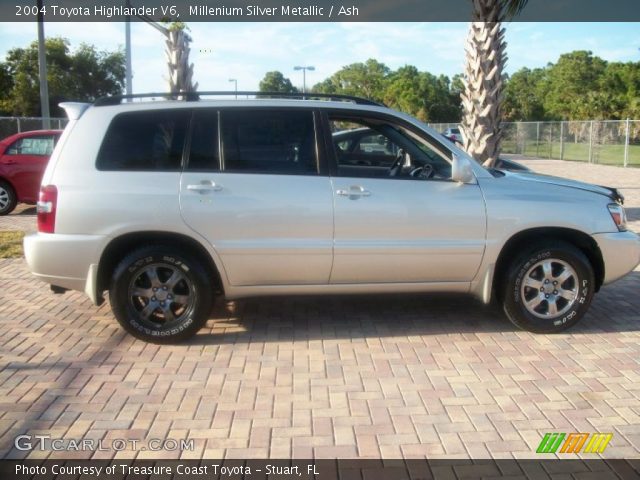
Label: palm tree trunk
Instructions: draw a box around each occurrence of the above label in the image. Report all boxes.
[165,28,197,95]
[461,18,506,167]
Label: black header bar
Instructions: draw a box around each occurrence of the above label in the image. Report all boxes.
[2,0,640,22]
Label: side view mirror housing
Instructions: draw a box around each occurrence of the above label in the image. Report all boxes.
[451,154,477,184]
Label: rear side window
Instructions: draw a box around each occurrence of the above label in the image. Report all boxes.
[97,110,189,171]
[221,110,317,175]
[7,136,55,156]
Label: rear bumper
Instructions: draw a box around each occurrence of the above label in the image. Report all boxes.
[593,231,640,284]
[23,233,107,303]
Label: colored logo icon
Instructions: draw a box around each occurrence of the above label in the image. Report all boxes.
[537,433,613,454]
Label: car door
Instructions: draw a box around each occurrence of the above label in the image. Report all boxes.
[179,108,334,286]
[326,112,487,284]
[2,134,57,202]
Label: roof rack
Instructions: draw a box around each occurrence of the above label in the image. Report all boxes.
[93,91,385,107]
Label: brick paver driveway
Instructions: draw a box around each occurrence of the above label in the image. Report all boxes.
[0,157,639,460]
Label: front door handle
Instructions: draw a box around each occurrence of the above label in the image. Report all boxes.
[186,181,223,193]
[336,185,371,199]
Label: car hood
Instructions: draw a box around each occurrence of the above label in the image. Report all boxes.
[504,170,624,203]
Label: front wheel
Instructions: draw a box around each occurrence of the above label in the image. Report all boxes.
[109,246,214,343]
[502,241,595,333]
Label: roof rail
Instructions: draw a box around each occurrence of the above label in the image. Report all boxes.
[93,91,385,107]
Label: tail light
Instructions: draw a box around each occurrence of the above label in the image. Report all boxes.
[37,185,58,233]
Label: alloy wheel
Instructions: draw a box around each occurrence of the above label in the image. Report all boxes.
[127,263,195,328]
[520,258,579,319]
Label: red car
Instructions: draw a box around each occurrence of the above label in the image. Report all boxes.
[0,129,62,215]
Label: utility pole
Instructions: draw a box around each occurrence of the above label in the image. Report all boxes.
[125,0,133,97]
[37,0,50,128]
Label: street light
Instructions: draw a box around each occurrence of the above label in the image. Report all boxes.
[228,78,238,99]
[293,65,315,96]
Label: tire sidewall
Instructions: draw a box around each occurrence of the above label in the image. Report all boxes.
[110,248,212,343]
[0,181,17,215]
[506,245,594,332]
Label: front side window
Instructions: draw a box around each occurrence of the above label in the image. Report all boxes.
[7,136,55,156]
[97,110,189,171]
[221,110,317,175]
[329,116,452,180]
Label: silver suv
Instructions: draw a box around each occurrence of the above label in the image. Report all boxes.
[24,93,640,343]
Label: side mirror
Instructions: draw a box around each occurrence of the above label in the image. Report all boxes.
[451,154,477,184]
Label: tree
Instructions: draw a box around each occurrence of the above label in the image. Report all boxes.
[603,61,640,119]
[159,22,197,95]
[313,59,461,123]
[384,66,460,122]
[503,67,546,121]
[259,71,298,93]
[313,59,390,102]
[542,51,609,120]
[0,37,124,117]
[461,0,528,166]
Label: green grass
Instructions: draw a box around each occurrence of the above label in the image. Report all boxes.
[0,231,25,258]
[502,141,640,166]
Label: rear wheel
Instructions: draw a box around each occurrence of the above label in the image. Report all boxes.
[502,241,595,333]
[0,180,17,215]
[109,245,214,343]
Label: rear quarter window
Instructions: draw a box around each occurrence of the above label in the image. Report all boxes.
[96,110,189,171]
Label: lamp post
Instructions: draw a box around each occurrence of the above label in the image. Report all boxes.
[229,78,237,99]
[293,65,315,96]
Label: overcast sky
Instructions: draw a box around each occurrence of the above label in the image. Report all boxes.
[0,22,639,92]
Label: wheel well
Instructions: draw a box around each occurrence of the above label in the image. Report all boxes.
[97,232,224,297]
[0,176,15,191]
[493,227,605,300]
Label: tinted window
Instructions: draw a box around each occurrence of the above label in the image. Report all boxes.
[332,123,399,168]
[221,110,317,175]
[188,110,219,171]
[7,136,55,156]
[97,110,189,171]
[330,115,452,180]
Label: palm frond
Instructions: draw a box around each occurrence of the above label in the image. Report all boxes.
[502,0,529,19]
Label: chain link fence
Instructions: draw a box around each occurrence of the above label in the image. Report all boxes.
[0,117,68,139]
[429,120,640,167]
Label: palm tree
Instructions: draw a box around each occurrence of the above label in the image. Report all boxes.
[138,17,198,96]
[461,0,528,166]
[164,22,198,95]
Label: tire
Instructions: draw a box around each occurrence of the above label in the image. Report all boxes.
[502,240,595,333]
[109,245,214,343]
[0,180,17,216]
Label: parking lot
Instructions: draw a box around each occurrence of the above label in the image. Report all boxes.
[0,157,639,460]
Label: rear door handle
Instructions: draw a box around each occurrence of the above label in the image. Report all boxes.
[336,185,371,199]
[186,181,223,193]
